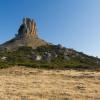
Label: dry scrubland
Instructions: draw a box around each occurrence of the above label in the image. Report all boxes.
[0,66,100,100]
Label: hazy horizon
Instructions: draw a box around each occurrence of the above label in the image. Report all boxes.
[0,0,100,57]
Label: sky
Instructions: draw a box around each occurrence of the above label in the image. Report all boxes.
[0,0,100,57]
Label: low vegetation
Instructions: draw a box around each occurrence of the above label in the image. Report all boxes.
[0,45,100,70]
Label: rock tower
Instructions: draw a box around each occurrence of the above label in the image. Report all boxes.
[17,18,38,39]
[0,18,48,50]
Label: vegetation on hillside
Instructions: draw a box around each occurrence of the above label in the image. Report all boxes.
[0,45,100,70]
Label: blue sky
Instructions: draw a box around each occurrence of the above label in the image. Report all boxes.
[0,0,100,57]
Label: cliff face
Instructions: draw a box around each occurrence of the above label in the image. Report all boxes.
[17,18,37,39]
[0,18,48,50]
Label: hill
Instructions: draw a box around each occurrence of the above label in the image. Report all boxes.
[0,18,48,50]
[0,18,100,70]
[0,45,100,70]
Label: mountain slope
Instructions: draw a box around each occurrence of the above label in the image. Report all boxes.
[0,18,100,69]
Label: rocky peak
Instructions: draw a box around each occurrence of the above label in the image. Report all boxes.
[17,17,38,39]
[0,17,48,50]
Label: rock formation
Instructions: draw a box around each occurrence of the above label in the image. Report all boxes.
[17,18,38,39]
[0,18,48,50]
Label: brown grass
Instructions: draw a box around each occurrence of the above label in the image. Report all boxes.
[0,66,100,100]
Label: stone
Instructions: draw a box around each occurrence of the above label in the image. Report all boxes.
[36,55,42,61]
[1,56,7,61]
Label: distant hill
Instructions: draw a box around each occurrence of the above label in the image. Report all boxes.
[0,18,100,69]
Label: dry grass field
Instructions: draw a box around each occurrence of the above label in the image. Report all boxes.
[0,66,100,100]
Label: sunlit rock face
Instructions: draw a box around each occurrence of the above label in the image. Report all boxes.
[17,17,38,39]
[0,18,48,50]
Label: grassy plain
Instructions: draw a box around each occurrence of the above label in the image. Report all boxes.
[0,66,100,100]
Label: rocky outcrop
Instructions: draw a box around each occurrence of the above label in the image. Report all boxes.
[0,18,48,50]
[17,18,38,39]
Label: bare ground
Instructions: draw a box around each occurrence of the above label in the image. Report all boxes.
[0,66,100,100]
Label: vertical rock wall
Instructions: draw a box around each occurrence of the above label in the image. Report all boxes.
[18,17,37,39]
